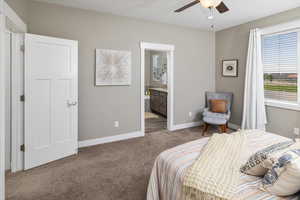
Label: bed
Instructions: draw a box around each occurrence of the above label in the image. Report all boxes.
[147,131,299,200]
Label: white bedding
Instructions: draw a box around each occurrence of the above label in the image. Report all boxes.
[147,131,299,200]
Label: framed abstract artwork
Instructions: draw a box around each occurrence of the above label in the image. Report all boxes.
[222,59,238,77]
[95,49,131,86]
[151,54,167,83]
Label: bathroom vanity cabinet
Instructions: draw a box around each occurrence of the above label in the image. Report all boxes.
[149,88,167,117]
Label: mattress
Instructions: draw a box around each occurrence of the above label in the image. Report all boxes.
[147,131,299,200]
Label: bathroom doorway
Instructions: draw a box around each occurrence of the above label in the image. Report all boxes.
[140,42,174,135]
[144,50,168,133]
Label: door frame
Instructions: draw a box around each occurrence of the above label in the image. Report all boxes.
[140,42,175,134]
[0,1,27,199]
[3,30,24,173]
[0,5,6,200]
[10,33,24,172]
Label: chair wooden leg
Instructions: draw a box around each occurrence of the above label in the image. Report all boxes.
[202,123,209,136]
[218,125,223,133]
[220,124,227,133]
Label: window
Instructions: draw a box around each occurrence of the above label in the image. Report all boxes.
[262,30,299,106]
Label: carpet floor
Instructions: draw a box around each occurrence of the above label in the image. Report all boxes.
[6,126,228,200]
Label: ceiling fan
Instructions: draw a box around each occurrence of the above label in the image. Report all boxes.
[175,0,229,19]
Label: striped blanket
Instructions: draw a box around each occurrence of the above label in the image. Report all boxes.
[147,130,299,200]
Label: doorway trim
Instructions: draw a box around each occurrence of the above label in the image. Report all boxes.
[10,33,24,172]
[0,2,27,199]
[0,6,6,200]
[140,42,175,135]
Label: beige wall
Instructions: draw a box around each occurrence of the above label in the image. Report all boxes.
[7,0,300,140]
[6,0,300,140]
[5,0,28,23]
[216,7,300,138]
[26,1,214,141]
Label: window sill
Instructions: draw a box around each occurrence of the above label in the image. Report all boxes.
[265,99,300,111]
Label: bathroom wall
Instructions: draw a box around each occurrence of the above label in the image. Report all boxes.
[145,50,167,90]
[145,50,167,113]
[145,50,151,88]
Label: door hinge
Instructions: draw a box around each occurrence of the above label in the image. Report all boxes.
[20,95,25,102]
[20,144,25,152]
[20,45,25,52]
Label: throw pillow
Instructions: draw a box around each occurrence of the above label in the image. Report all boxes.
[262,140,300,170]
[261,149,300,196]
[240,141,295,176]
[210,99,227,113]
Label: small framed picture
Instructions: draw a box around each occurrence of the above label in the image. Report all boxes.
[222,59,238,77]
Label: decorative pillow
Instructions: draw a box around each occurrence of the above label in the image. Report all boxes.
[262,139,300,169]
[261,149,300,196]
[210,99,227,113]
[240,141,295,176]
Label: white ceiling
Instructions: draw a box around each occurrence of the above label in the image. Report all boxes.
[33,0,300,31]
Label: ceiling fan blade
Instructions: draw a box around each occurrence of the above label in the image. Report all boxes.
[174,0,200,12]
[216,2,229,13]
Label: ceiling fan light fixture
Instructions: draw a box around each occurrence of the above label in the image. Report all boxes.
[207,15,214,20]
[207,7,214,19]
[200,0,222,8]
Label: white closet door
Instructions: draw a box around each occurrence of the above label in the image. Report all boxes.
[24,34,78,170]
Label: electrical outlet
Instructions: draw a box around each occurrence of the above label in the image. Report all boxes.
[294,128,300,136]
[114,121,119,128]
[188,112,192,118]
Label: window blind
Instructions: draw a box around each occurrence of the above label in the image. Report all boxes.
[262,31,298,102]
[262,31,298,74]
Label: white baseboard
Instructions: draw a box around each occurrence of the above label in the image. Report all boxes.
[78,122,240,148]
[170,121,203,131]
[78,131,144,148]
[228,123,240,130]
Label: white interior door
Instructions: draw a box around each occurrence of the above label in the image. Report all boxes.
[24,34,78,170]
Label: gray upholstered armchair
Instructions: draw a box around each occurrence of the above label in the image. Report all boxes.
[202,92,233,134]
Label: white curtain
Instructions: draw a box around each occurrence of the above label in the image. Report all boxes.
[242,29,267,130]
